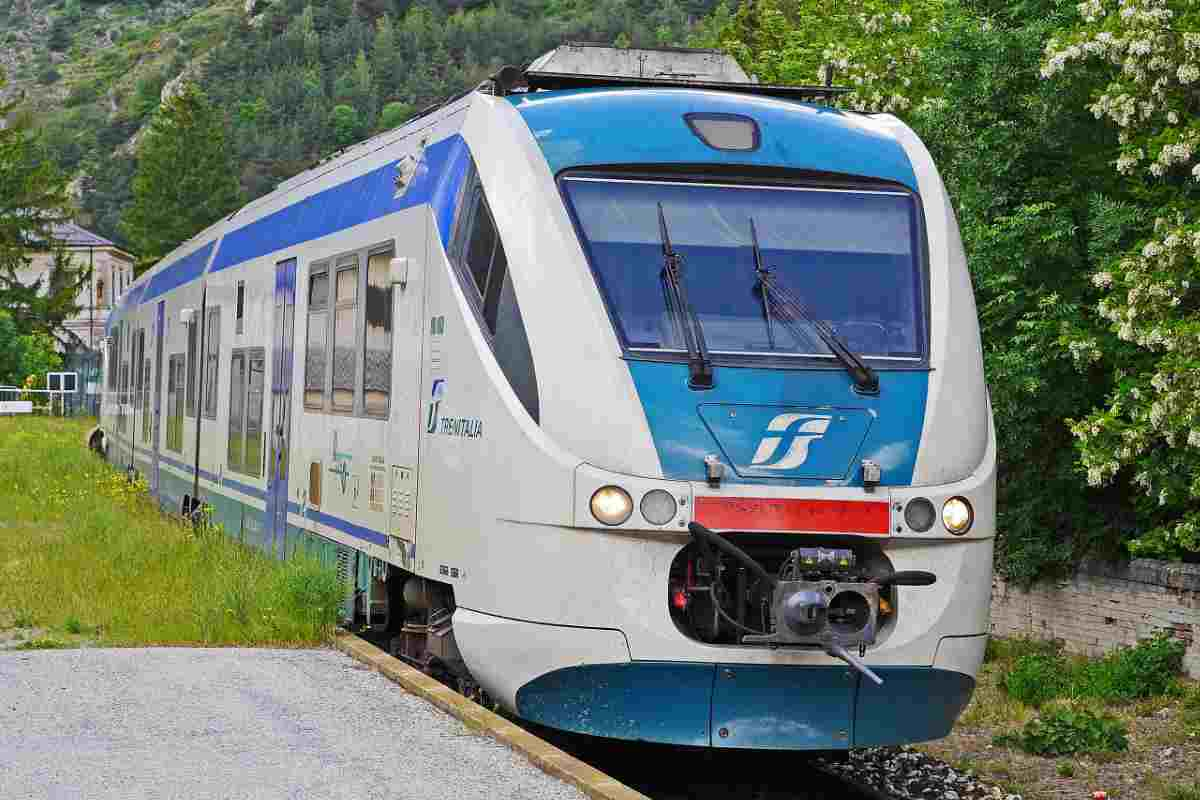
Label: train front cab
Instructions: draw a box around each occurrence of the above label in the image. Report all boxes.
[434,89,995,752]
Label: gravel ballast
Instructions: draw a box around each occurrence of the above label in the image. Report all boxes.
[0,648,586,800]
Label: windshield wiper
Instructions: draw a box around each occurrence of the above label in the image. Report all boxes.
[658,203,714,389]
[749,217,879,395]
[749,218,776,351]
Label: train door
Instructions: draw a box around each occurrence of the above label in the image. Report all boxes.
[266,258,297,559]
[385,212,428,565]
[150,300,164,495]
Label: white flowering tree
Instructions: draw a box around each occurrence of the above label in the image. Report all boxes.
[690,0,942,113]
[1045,0,1200,557]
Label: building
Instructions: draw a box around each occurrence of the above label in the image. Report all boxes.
[20,222,136,353]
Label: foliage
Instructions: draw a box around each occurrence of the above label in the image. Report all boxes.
[1001,634,1185,705]
[122,83,241,269]
[690,0,940,112]
[0,416,349,645]
[996,707,1128,756]
[0,72,86,349]
[1073,632,1186,700]
[1042,0,1200,560]
[1003,653,1071,707]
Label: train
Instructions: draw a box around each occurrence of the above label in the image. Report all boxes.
[94,43,995,751]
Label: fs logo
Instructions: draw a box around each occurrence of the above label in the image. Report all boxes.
[749,413,832,470]
[426,378,447,433]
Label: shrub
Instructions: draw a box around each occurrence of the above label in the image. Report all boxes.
[998,708,1129,756]
[1003,653,1070,707]
[1074,634,1186,702]
[38,66,61,85]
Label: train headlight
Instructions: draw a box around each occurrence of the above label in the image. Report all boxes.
[941,497,973,535]
[591,486,633,526]
[640,489,677,526]
[904,497,936,532]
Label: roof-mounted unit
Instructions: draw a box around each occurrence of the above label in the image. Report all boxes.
[492,42,849,103]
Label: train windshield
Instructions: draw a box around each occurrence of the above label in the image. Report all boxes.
[562,176,925,360]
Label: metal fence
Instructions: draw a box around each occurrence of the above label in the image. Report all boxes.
[0,370,95,417]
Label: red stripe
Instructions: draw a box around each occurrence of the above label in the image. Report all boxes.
[694,497,891,534]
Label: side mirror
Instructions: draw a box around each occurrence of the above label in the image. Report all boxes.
[389,257,414,290]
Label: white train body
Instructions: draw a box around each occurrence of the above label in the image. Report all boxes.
[99,71,994,750]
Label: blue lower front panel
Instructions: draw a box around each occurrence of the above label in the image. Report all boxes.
[515,662,975,750]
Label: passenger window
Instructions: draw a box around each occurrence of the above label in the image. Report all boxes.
[186,318,197,417]
[363,248,393,417]
[166,354,184,452]
[227,348,265,477]
[305,265,328,409]
[203,307,221,420]
[332,259,358,411]
[228,352,245,470]
[451,168,539,423]
[236,281,245,334]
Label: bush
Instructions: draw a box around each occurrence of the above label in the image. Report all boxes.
[997,708,1128,756]
[1000,635,1185,706]
[1074,634,1186,702]
[38,66,62,85]
[1004,653,1070,707]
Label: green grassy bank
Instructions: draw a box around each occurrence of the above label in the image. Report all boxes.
[0,417,345,647]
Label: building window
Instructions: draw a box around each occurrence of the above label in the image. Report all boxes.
[332,257,358,411]
[166,354,184,452]
[203,307,220,420]
[363,247,393,417]
[236,281,245,334]
[450,169,539,423]
[186,318,197,417]
[305,265,328,409]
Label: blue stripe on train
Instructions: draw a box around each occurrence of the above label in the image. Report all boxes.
[509,88,918,189]
[625,360,928,486]
[211,133,471,273]
[111,132,473,328]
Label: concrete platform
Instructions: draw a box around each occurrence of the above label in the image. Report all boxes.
[0,647,588,800]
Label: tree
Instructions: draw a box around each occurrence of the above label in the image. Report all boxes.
[378,100,413,131]
[0,71,85,348]
[330,104,362,148]
[1039,0,1200,560]
[122,83,242,270]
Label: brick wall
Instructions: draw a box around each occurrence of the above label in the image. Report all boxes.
[990,558,1200,678]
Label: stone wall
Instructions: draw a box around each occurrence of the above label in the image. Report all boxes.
[990,558,1200,678]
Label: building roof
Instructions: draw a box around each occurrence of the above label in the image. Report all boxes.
[50,222,119,248]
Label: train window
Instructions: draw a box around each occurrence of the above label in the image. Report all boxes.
[305,264,329,409]
[141,357,151,443]
[332,258,359,411]
[106,335,116,391]
[246,352,264,477]
[203,307,221,420]
[226,348,265,477]
[363,247,393,417]
[236,281,245,335]
[228,353,245,471]
[166,354,184,452]
[451,167,539,423]
[185,318,197,417]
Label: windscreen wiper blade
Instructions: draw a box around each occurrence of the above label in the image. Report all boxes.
[749,218,776,351]
[658,203,714,389]
[749,218,878,394]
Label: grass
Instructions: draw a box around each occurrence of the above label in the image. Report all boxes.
[0,417,347,646]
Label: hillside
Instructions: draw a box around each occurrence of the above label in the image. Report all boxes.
[0,0,722,249]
